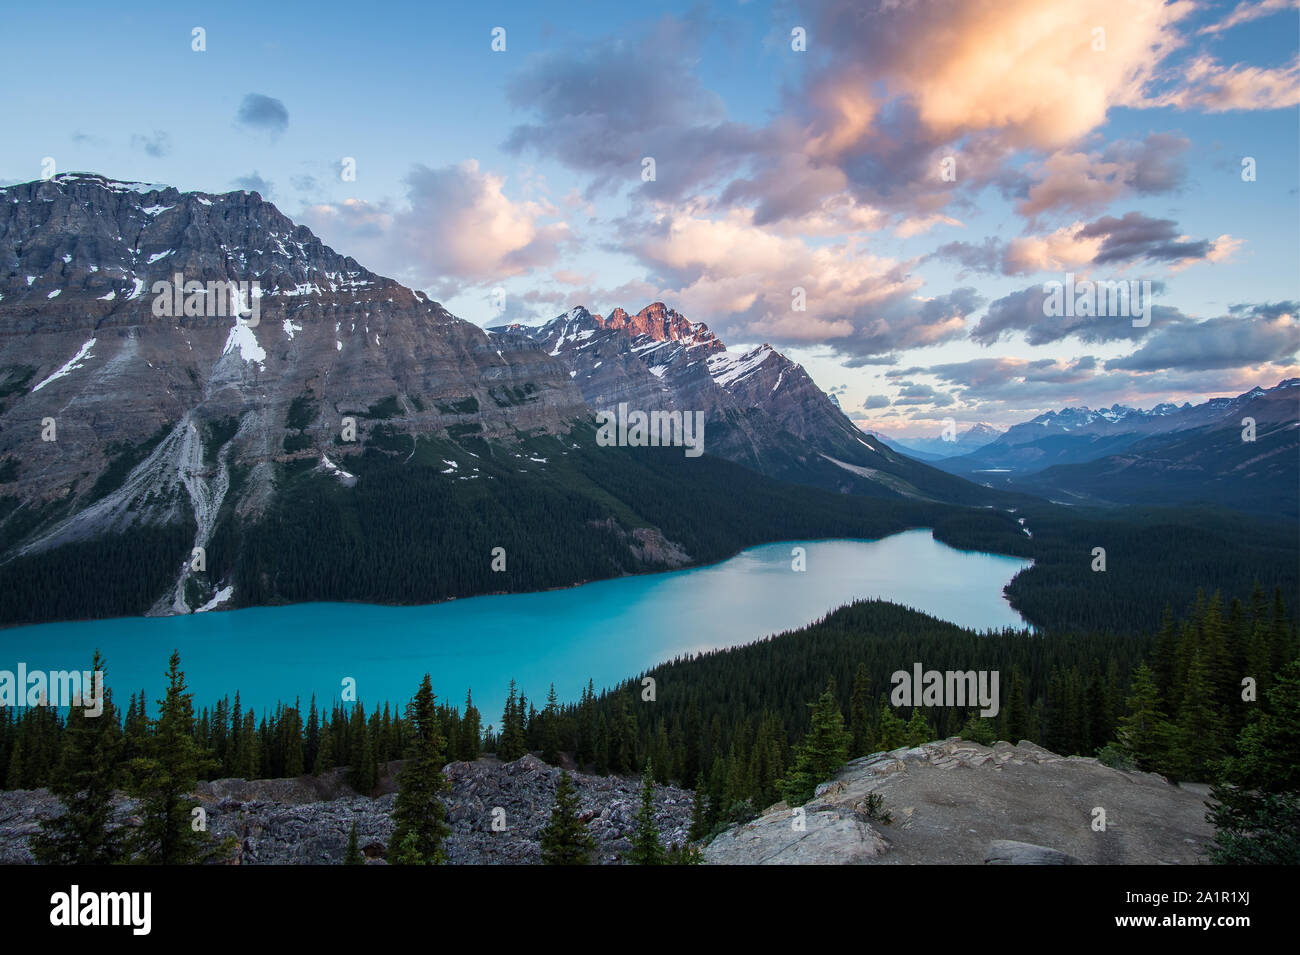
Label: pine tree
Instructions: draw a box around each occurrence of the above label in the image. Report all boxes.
[539,770,595,864]
[388,674,450,865]
[705,755,726,832]
[904,707,933,747]
[627,762,664,865]
[849,663,874,756]
[876,695,908,750]
[576,680,597,766]
[459,689,481,762]
[1116,663,1172,772]
[1003,667,1028,744]
[346,704,375,793]
[1170,648,1227,781]
[128,651,213,864]
[498,680,527,762]
[305,695,320,774]
[390,831,425,865]
[688,771,710,840]
[32,650,125,864]
[780,681,851,806]
[344,821,363,865]
[541,684,561,765]
[1209,660,1300,864]
[313,720,335,776]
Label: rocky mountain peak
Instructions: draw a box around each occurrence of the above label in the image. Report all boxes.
[0,173,589,609]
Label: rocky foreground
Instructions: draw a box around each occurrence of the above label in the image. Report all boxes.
[704,738,1214,865]
[0,755,692,865]
[0,740,1217,864]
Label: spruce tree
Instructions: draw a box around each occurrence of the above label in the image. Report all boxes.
[1003,667,1028,744]
[688,771,710,841]
[32,650,125,865]
[780,681,851,806]
[498,680,527,761]
[1171,648,1227,780]
[539,770,595,864]
[904,707,933,747]
[849,663,874,757]
[1116,663,1172,772]
[344,821,363,865]
[627,762,664,865]
[1209,661,1300,864]
[459,689,481,762]
[876,695,908,750]
[346,704,375,793]
[128,651,212,864]
[388,674,450,865]
[541,684,561,765]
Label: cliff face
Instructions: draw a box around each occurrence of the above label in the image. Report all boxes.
[703,739,1214,865]
[0,174,588,563]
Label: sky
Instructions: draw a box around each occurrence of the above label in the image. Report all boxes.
[1,0,1297,436]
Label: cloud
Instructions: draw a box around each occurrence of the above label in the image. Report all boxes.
[1079,212,1211,264]
[1013,134,1191,221]
[625,207,981,359]
[1199,0,1298,35]
[301,161,570,293]
[935,212,1229,277]
[863,394,892,409]
[300,197,392,241]
[236,94,289,136]
[970,283,1183,346]
[130,131,171,158]
[503,16,761,199]
[397,161,570,288]
[894,383,955,406]
[232,172,273,196]
[1140,54,1300,111]
[1106,302,1299,371]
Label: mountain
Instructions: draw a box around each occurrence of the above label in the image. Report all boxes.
[491,304,994,504]
[0,173,1006,626]
[0,173,594,611]
[930,381,1298,518]
[931,382,1297,478]
[882,422,1002,460]
[1012,381,1299,518]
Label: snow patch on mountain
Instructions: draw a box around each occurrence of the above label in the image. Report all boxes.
[32,338,96,391]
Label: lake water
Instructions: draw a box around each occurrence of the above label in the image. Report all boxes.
[0,530,1032,719]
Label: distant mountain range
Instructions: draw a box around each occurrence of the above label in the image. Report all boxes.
[910,381,1298,518]
[882,423,1003,460]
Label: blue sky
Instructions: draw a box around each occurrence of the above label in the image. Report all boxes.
[2,0,1297,435]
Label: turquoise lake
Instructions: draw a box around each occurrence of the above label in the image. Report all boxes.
[0,530,1032,718]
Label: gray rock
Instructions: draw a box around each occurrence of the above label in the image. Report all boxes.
[0,755,693,866]
[702,738,1214,865]
[985,840,1082,865]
